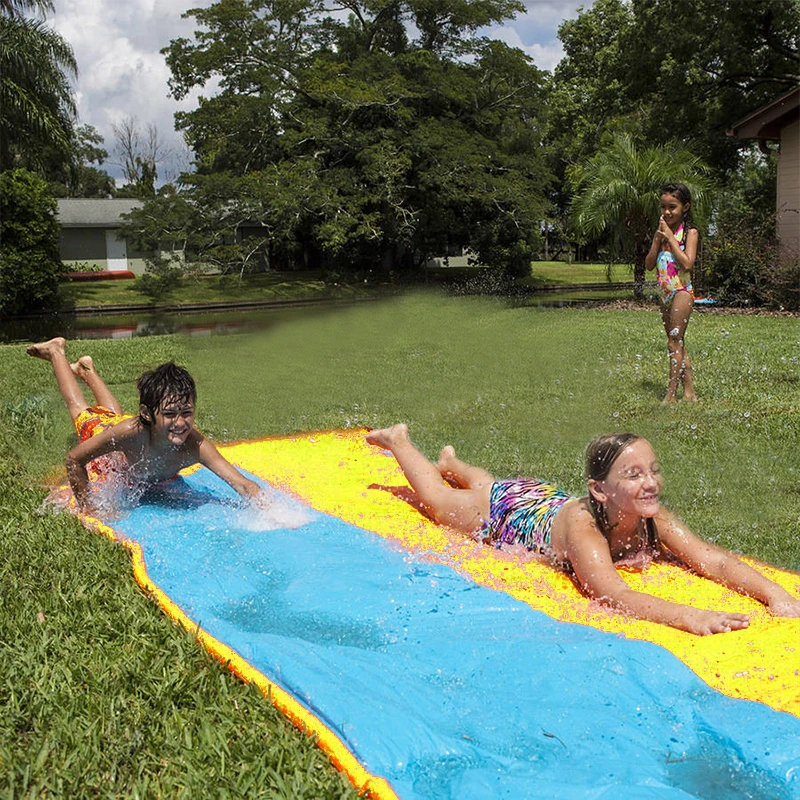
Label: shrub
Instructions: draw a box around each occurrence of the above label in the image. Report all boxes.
[705,212,800,311]
[0,168,66,316]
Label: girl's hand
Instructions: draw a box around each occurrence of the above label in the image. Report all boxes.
[767,594,800,618]
[684,608,750,636]
[657,215,671,240]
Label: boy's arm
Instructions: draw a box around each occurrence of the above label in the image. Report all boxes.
[196,435,266,502]
[65,419,138,511]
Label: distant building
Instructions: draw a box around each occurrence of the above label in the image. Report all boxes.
[729,87,800,255]
[56,198,149,275]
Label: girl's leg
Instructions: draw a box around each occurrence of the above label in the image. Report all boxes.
[661,293,692,403]
[366,425,492,533]
[666,291,696,402]
[437,445,494,490]
[71,356,124,414]
[26,337,88,422]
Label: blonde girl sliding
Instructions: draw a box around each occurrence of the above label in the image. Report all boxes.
[366,425,800,636]
[645,182,698,403]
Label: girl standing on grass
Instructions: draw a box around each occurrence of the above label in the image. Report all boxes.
[366,425,800,636]
[645,182,698,403]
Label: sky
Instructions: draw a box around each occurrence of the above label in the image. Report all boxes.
[49,0,593,184]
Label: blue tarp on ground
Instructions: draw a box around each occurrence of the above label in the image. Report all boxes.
[111,469,800,800]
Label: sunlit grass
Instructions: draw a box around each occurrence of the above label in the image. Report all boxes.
[2,292,798,795]
[525,260,632,285]
[58,271,383,309]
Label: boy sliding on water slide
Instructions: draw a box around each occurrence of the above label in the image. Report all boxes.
[28,337,267,513]
[366,425,800,636]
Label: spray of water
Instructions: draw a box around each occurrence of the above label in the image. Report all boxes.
[235,489,315,531]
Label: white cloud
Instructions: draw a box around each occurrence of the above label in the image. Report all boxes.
[51,0,204,183]
[484,24,566,72]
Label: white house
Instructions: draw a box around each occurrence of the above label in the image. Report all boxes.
[56,198,148,275]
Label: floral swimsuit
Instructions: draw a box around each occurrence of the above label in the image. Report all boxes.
[655,223,693,307]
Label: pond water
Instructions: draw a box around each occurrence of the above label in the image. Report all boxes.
[0,304,337,345]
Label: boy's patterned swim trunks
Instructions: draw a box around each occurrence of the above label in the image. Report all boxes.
[74,405,131,441]
[73,405,133,481]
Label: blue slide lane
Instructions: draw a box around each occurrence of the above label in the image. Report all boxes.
[112,471,800,799]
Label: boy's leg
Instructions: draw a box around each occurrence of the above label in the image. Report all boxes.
[71,356,124,414]
[26,337,88,422]
[437,445,495,490]
[366,425,490,533]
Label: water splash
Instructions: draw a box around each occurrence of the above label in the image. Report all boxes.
[235,491,315,532]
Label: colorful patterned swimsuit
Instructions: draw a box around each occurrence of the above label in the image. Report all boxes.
[655,223,693,307]
[487,478,573,553]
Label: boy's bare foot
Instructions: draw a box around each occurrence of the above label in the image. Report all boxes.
[70,356,96,382]
[26,337,66,361]
[437,445,458,476]
[366,423,409,451]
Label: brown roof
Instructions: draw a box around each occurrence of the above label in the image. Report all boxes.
[728,87,800,141]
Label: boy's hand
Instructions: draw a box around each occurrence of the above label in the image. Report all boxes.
[252,489,273,510]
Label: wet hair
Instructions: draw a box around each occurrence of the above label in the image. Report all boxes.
[585,432,660,549]
[137,362,196,426]
[659,182,696,229]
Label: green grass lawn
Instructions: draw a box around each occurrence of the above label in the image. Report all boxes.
[2,292,798,796]
[58,271,384,309]
[525,260,633,285]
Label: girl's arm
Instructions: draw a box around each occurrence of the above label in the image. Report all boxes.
[661,223,698,272]
[561,510,752,635]
[656,510,800,618]
[196,435,267,502]
[644,227,663,272]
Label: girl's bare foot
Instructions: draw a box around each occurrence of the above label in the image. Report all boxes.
[682,392,698,402]
[662,395,677,405]
[437,445,458,476]
[366,423,409,451]
[26,337,66,361]
[70,356,96,383]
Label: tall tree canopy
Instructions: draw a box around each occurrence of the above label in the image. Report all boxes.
[0,0,77,171]
[551,0,800,175]
[161,0,552,275]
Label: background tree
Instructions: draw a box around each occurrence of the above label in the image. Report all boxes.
[0,0,77,172]
[548,0,797,279]
[47,124,116,198]
[0,168,65,316]
[113,116,168,198]
[551,0,799,175]
[571,134,712,299]
[159,0,550,277]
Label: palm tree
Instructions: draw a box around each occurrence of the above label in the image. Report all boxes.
[0,0,77,171]
[572,134,712,299]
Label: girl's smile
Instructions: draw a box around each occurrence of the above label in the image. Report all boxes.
[596,439,663,520]
[660,194,689,229]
